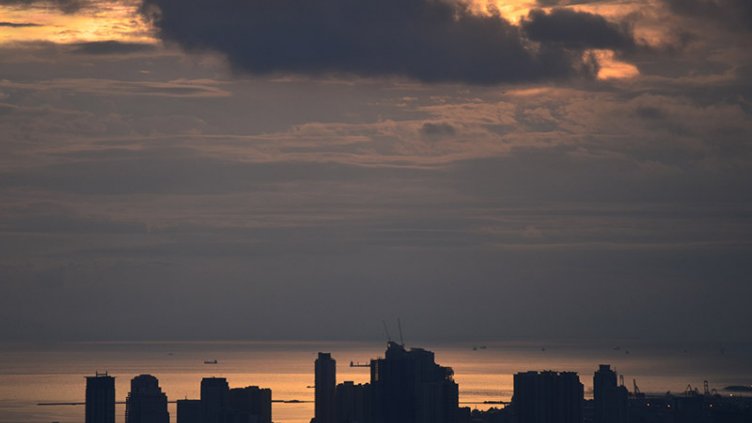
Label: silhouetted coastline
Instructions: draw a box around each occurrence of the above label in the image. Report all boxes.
[76,342,752,423]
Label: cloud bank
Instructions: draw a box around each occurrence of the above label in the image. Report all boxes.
[140,0,638,84]
[521,8,635,50]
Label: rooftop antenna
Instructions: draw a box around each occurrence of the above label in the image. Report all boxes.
[382,320,393,343]
[397,318,405,347]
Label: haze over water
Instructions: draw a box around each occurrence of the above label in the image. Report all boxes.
[1,340,750,423]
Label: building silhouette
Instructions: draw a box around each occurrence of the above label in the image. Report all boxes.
[176,399,201,423]
[315,352,337,423]
[76,349,752,423]
[228,386,272,423]
[312,343,459,423]
[370,342,459,423]
[125,374,169,423]
[335,381,371,423]
[512,370,583,423]
[86,372,115,423]
[176,380,273,423]
[201,377,230,423]
[593,365,628,423]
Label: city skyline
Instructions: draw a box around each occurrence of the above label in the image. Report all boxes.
[73,342,752,423]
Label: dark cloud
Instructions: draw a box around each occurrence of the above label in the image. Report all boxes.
[70,40,156,55]
[0,0,88,13]
[521,8,636,50]
[420,122,456,138]
[0,21,42,27]
[634,106,667,120]
[139,0,615,84]
[664,0,752,31]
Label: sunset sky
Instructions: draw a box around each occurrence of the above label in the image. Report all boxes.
[1,0,750,342]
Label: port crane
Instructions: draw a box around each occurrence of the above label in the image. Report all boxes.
[632,379,642,397]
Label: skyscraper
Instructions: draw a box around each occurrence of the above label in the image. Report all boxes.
[125,374,169,423]
[370,342,458,423]
[335,381,371,423]
[86,372,115,423]
[177,399,202,423]
[512,370,583,423]
[202,377,230,423]
[228,386,272,423]
[593,365,628,423]
[315,352,337,423]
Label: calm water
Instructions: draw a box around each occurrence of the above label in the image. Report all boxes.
[0,340,750,423]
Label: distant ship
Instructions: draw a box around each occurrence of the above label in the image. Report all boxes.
[204,359,218,364]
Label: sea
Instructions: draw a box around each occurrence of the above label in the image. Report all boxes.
[0,340,750,423]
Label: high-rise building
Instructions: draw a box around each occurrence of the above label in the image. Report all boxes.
[125,374,169,423]
[512,370,583,423]
[335,381,371,423]
[315,352,337,423]
[202,377,230,423]
[228,386,272,423]
[177,399,202,423]
[593,365,628,423]
[86,372,115,423]
[370,342,459,423]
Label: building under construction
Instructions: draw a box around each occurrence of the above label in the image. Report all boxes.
[321,341,460,423]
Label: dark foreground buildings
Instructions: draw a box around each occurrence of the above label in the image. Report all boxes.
[370,342,459,423]
[315,352,337,423]
[511,371,583,423]
[125,374,169,423]
[176,399,201,423]
[469,369,752,423]
[195,377,272,423]
[83,373,271,423]
[80,349,752,423]
[336,381,371,423]
[228,385,273,423]
[86,372,115,423]
[314,342,459,423]
[593,365,628,423]
[201,377,230,423]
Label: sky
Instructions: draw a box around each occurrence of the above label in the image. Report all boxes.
[0,0,750,343]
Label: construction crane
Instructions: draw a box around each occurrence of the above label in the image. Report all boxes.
[633,379,642,397]
[382,320,392,343]
[397,318,405,347]
[350,361,371,368]
[685,384,699,396]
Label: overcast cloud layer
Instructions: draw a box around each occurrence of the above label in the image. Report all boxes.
[0,0,750,343]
